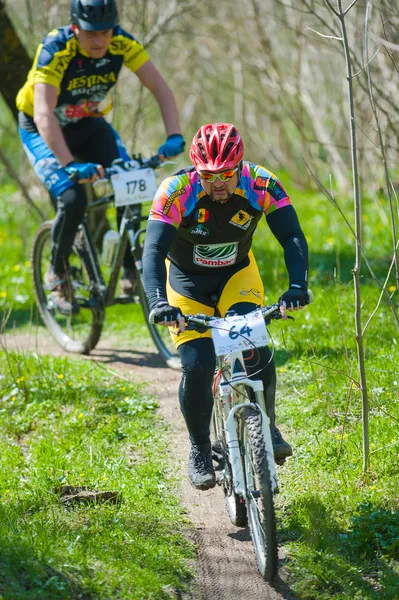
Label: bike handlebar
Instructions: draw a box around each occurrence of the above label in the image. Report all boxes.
[103,155,162,178]
[184,304,283,332]
[68,155,163,182]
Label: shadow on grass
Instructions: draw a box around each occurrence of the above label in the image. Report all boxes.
[279,495,399,599]
[89,347,171,369]
[0,537,94,600]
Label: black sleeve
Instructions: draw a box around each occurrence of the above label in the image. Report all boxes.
[266,205,308,289]
[142,220,177,310]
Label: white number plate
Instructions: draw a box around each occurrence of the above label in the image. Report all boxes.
[211,309,269,357]
[112,168,158,207]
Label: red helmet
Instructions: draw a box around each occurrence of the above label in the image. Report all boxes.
[190,123,244,171]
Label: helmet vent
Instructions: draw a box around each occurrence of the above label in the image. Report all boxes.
[222,141,234,161]
[198,143,208,163]
[211,139,219,160]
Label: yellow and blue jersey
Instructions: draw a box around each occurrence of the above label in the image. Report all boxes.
[16,25,149,127]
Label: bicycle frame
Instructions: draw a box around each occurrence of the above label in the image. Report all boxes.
[215,349,279,495]
[77,195,146,307]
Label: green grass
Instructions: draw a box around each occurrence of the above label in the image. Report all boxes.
[2,176,399,598]
[0,351,193,599]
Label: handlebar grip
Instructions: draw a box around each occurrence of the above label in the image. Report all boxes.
[67,169,79,182]
[144,155,163,169]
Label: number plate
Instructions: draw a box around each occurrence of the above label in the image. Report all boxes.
[211,310,268,356]
[112,168,158,206]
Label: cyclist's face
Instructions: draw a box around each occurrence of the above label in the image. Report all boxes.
[199,172,238,203]
[74,28,113,58]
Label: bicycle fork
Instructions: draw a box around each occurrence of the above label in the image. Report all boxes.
[219,355,279,495]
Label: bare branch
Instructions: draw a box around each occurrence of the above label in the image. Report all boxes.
[352,47,380,77]
[143,1,197,47]
[362,240,399,336]
[365,1,399,289]
[324,0,340,18]
[305,25,342,40]
[370,33,399,52]
[343,0,361,16]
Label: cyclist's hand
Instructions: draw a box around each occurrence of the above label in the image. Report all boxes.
[149,301,185,331]
[65,161,104,183]
[279,285,310,320]
[158,134,185,160]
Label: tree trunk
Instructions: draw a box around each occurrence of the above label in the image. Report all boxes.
[0,0,31,121]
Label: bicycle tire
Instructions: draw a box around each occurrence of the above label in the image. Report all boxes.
[31,221,104,354]
[136,275,180,370]
[239,405,278,581]
[211,374,247,527]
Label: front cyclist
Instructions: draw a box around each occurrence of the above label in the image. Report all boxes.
[143,123,310,490]
[17,0,184,313]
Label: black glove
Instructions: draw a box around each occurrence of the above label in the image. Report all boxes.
[279,284,310,309]
[149,301,182,324]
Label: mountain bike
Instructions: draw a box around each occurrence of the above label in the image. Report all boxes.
[31,156,179,368]
[185,304,284,581]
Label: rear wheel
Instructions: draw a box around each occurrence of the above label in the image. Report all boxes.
[136,275,180,369]
[31,221,104,354]
[240,405,278,581]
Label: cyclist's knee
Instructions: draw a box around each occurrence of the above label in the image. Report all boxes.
[178,338,215,381]
[57,185,87,220]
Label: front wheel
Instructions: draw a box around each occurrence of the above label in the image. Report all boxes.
[31,221,105,354]
[240,405,278,581]
[136,276,180,369]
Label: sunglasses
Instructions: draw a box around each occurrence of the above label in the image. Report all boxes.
[198,167,239,182]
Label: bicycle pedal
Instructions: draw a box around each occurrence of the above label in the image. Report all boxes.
[212,453,224,470]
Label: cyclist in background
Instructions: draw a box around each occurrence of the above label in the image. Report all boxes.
[143,123,310,490]
[17,0,184,313]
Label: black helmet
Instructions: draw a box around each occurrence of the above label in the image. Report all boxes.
[71,0,118,31]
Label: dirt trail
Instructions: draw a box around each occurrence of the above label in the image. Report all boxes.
[2,331,296,600]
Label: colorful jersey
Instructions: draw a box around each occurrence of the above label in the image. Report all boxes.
[148,162,291,273]
[16,25,149,128]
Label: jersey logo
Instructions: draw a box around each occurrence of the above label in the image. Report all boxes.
[254,176,269,191]
[189,224,209,236]
[66,72,117,91]
[196,208,209,223]
[229,210,253,230]
[162,188,185,215]
[267,179,287,201]
[239,288,261,300]
[95,58,111,68]
[193,243,238,268]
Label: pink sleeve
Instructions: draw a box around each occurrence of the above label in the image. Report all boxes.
[148,177,190,228]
